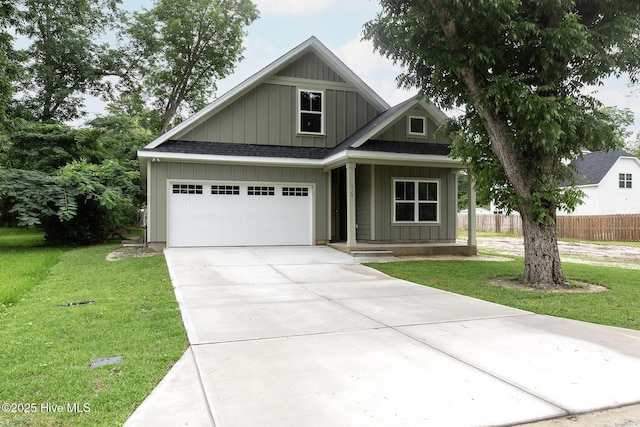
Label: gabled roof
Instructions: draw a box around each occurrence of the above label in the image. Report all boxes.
[143,36,390,150]
[570,150,639,185]
[328,96,448,154]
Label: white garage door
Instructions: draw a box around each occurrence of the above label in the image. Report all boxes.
[169,182,313,247]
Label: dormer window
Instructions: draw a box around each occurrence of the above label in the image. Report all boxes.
[408,116,426,136]
[299,89,324,134]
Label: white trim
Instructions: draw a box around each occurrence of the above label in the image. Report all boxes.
[298,88,325,135]
[351,97,448,149]
[138,150,325,167]
[408,115,427,136]
[139,148,463,169]
[392,178,441,224]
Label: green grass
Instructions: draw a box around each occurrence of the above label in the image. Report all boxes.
[0,228,45,247]
[369,258,640,331]
[0,229,188,426]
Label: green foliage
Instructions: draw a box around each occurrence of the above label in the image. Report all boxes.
[0,1,21,127]
[0,121,87,172]
[15,0,124,122]
[364,1,640,220]
[119,0,258,133]
[0,160,141,245]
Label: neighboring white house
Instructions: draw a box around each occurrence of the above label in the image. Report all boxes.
[559,150,640,216]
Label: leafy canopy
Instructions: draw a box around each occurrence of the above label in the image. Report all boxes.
[15,0,123,122]
[364,0,639,219]
[119,0,258,133]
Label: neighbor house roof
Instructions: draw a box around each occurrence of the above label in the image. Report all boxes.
[570,150,637,185]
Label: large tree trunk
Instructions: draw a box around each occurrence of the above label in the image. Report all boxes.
[431,0,569,289]
[520,209,567,289]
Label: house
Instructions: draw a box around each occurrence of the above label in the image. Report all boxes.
[560,149,640,216]
[138,37,477,255]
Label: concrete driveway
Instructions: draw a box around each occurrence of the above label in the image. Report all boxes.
[125,246,640,427]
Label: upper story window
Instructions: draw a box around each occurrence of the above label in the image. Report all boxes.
[299,89,324,134]
[619,173,632,189]
[408,116,426,136]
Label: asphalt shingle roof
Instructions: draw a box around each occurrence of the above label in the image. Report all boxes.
[143,140,332,160]
[570,150,634,185]
[142,138,452,160]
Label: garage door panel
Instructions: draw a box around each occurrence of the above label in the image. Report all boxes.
[169,183,312,247]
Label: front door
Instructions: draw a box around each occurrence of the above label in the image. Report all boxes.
[330,168,347,242]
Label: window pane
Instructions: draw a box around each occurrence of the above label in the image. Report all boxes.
[301,91,322,112]
[627,181,633,189]
[300,92,311,111]
[405,182,415,200]
[419,182,437,201]
[300,113,321,133]
[310,92,322,111]
[410,117,425,134]
[396,203,415,221]
[419,203,437,221]
[395,181,404,200]
[395,181,415,201]
[620,180,626,188]
[627,174,633,181]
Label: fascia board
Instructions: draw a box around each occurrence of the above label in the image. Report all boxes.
[323,149,460,169]
[349,97,450,149]
[310,41,390,111]
[137,150,325,168]
[138,148,459,171]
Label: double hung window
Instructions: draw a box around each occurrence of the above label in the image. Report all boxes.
[394,179,439,223]
[299,90,323,134]
[619,173,632,189]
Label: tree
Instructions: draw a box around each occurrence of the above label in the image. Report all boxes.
[15,0,123,122]
[0,0,22,126]
[0,160,140,245]
[364,1,640,288]
[120,0,258,134]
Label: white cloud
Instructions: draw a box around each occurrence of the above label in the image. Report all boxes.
[333,35,414,106]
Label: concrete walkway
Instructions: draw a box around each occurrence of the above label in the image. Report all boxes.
[125,246,640,427]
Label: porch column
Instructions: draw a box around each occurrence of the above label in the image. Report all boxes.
[346,162,357,247]
[467,169,477,247]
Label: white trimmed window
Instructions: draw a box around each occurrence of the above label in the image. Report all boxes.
[619,173,632,189]
[393,179,439,223]
[408,116,426,136]
[298,89,324,134]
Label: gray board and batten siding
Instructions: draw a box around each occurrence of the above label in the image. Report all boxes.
[356,164,458,243]
[176,83,381,149]
[173,50,383,149]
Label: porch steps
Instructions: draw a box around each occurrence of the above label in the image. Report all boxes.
[349,250,395,258]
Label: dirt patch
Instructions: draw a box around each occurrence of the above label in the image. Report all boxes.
[474,236,640,270]
[106,246,163,261]
[488,277,608,293]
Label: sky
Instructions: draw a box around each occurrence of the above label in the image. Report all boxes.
[96,0,640,142]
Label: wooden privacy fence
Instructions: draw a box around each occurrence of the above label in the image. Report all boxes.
[458,213,640,242]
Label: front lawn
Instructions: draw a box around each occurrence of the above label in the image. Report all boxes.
[369,259,640,331]
[0,229,188,426]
